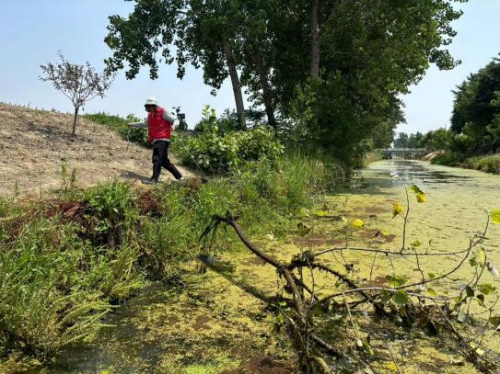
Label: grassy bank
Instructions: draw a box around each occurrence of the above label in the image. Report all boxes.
[362,150,383,167]
[460,154,500,174]
[432,151,500,174]
[0,153,340,362]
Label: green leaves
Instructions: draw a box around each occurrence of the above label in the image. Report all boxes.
[477,283,497,295]
[408,185,423,194]
[426,288,438,297]
[177,125,283,173]
[386,275,407,287]
[478,248,486,266]
[489,316,500,329]
[465,285,475,298]
[392,291,409,305]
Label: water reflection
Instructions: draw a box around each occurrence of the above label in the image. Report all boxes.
[346,160,479,194]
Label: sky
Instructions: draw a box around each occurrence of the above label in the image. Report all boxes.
[0,0,499,132]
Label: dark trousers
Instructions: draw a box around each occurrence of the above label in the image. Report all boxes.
[151,140,183,180]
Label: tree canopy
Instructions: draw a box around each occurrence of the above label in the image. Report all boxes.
[105,0,466,164]
[451,56,500,152]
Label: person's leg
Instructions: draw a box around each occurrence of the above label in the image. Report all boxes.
[151,141,166,181]
[162,142,183,180]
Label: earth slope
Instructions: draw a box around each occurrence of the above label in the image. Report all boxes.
[0,103,191,196]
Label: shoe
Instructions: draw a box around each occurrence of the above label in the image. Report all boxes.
[173,177,185,182]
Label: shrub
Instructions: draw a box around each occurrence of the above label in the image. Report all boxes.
[431,151,465,166]
[461,154,500,174]
[450,133,476,154]
[175,127,283,173]
[84,180,139,247]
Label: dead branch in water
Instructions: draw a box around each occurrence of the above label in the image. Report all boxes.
[202,212,499,374]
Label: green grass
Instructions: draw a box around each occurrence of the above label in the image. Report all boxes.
[460,154,500,174]
[432,151,500,174]
[362,151,383,167]
[0,153,341,360]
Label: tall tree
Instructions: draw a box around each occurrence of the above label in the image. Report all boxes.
[451,56,500,152]
[310,0,320,78]
[394,132,410,148]
[238,0,279,132]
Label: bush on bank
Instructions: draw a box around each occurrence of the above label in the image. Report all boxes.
[432,150,500,174]
[173,126,284,174]
[460,154,500,174]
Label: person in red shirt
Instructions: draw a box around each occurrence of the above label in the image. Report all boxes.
[129,97,184,184]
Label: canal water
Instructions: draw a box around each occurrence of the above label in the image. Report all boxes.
[345,160,499,275]
[338,160,499,311]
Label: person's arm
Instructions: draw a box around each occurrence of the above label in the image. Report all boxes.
[163,110,179,131]
[163,109,177,123]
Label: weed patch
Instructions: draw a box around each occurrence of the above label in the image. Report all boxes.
[0,154,339,361]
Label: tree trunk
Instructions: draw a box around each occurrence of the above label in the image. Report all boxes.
[72,106,80,137]
[252,49,277,137]
[244,33,277,137]
[223,39,246,130]
[310,0,320,78]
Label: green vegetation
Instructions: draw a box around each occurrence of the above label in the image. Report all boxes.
[3,107,499,373]
[434,56,500,172]
[393,131,424,149]
[104,0,465,166]
[460,154,500,174]
[0,150,337,360]
[175,127,283,174]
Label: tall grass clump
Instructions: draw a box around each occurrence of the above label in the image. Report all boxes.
[0,197,9,218]
[0,181,146,359]
[236,153,341,213]
[460,154,500,174]
[0,217,139,358]
[84,180,139,248]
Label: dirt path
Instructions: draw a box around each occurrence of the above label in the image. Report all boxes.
[0,103,193,197]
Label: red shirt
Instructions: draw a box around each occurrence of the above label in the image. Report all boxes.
[147,107,172,143]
